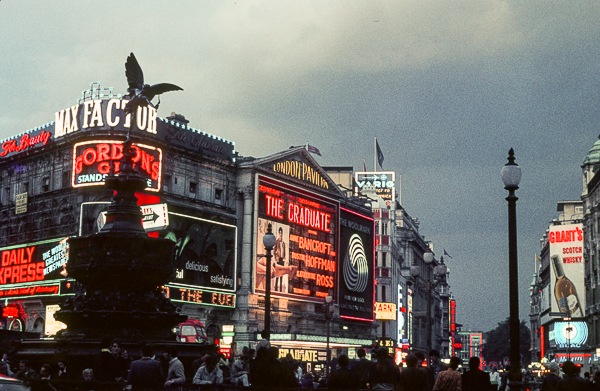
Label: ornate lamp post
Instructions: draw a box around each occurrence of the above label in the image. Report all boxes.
[411,251,447,368]
[501,148,522,390]
[262,224,277,338]
[323,295,334,378]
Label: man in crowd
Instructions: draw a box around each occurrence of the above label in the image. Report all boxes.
[398,354,428,391]
[230,354,250,387]
[127,344,164,391]
[461,356,491,391]
[192,355,223,386]
[432,356,461,391]
[163,346,185,388]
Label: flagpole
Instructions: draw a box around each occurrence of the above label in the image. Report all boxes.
[374,137,377,172]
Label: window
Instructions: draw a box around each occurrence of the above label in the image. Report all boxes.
[382,222,388,235]
[43,177,50,192]
[215,188,223,200]
[23,182,28,193]
[382,252,387,267]
[163,175,171,192]
[375,252,378,266]
[62,171,70,188]
[375,221,380,235]
[189,181,197,194]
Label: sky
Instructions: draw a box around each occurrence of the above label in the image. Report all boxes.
[1,0,599,333]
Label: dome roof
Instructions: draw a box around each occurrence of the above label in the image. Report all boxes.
[582,137,600,167]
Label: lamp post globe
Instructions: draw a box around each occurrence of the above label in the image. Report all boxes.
[502,148,522,390]
[262,224,276,338]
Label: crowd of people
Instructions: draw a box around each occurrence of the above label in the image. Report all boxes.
[4,337,600,391]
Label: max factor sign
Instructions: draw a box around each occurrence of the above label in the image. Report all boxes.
[55,99,158,137]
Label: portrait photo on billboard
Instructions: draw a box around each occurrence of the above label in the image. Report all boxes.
[158,213,237,292]
[255,176,338,303]
[338,208,375,321]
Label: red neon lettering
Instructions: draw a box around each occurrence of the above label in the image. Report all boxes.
[82,148,97,165]
[111,144,123,160]
[98,161,111,174]
[97,143,110,162]
[265,195,284,219]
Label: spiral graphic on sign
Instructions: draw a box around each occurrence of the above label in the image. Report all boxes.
[343,234,369,292]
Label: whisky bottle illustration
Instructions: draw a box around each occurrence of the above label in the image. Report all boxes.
[552,255,583,317]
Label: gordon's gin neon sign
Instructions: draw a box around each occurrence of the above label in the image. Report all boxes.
[72,140,162,191]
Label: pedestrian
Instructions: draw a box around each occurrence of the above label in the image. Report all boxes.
[556,361,586,391]
[432,356,461,391]
[57,360,71,381]
[117,347,132,381]
[462,357,491,391]
[94,337,119,382]
[16,359,39,388]
[230,354,250,387]
[78,369,97,391]
[163,345,186,388]
[192,355,223,386]
[265,346,296,388]
[542,362,561,391]
[126,344,164,391]
[249,346,269,387]
[498,366,510,391]
[301,372,314,389]
[398,354,428,391]
[489,367,500,391]
[257,330,271,350]
[368,347,400,391]
[588,371,600,390]
[327,354,359,390]
[352,348,372,390]
[430,350,445,386]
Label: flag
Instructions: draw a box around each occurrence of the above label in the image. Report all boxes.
[307,144,322,156]
[376,139,384,168]
[443,249,452,259]
[363,159,367,172]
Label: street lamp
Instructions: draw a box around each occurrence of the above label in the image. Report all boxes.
[262,224,276,338]
[323,295,334,379]
[412,251,447,369]
[501,148,522,391]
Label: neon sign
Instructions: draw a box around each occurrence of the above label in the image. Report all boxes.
[339,208,375,321]
[163,285,236,308]
[1,130,51,157]
[72,140,162,191]
[0,238,69,287]
[255,176,338,303]
[55,99,158,138]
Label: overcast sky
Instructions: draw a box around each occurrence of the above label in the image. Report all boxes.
[1,1,599,332]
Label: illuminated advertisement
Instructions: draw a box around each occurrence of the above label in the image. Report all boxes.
[159,213,237,293]
[163,286,236,308]
[549,223,585,317]
[551,321,588,349]
[72,140,162,191]
[0,237,68,286]
[255,176,338,303]
[375,302,397,320]
[354,172,397,207]
[339,208,374,321]
[45,304,67,336]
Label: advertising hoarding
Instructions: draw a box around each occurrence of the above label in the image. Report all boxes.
[354,171,397,207]
[255,176,338,303]
[339,207,374,321]
[551,321,588,349]
[549,223,585,317]
[159,213,237,293]
[72,140,162,191]
[0,237,73,299]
